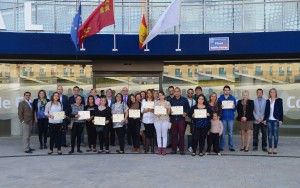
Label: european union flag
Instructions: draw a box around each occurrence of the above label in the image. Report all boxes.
[70,2,82,50]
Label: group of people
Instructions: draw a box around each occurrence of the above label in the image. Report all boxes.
[18,84,283,156]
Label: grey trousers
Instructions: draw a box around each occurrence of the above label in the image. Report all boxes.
[22,122,32,151]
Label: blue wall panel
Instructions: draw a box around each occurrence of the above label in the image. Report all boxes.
[0,31,300,58]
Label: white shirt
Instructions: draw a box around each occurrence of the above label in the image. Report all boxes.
[187,98,196,108]
[269,99,276,120]
[141,99,155,124]
[45,102,63,124]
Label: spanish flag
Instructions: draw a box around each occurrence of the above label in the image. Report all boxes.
[138,0,148,49]
[78,0,115,46]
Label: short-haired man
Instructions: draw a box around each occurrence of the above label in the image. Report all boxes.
[218,85,237,152]
[253,89,267,152]
[170,87,190,155]
[18,92,34,153]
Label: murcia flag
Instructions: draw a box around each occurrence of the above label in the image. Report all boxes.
[78,0,115,46]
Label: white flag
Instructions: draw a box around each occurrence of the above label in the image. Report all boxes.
[142,0,181,46]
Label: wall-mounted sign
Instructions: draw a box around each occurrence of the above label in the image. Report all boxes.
[209,37,229,51]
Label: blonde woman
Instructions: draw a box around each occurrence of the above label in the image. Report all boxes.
[236,90,254,152]
[264,88,283,155]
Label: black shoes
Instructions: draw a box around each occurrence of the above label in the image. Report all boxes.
[24,150,32,154]
[77,150,83,153]
[69,150,74,154]
[229,148,235,152]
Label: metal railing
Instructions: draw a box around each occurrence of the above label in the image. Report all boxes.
[0,0,299,33]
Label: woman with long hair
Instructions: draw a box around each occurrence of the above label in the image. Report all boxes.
[264,88,283,155]
[44,92,64,155]
[84,95,98,152]
[32,90,49,149]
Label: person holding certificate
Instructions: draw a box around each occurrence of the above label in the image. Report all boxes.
[84,95,98,152]
[93,96,112,154]
[170,87,190,155]
[237,90,255,152]
[127,94,142,152]
[218,85,237,152]
[141,89,156,153]
[189,94,212,156]
[154,91,171,155]
[111,93,129,154]
[68,96,85,154]
[44,92,64,155]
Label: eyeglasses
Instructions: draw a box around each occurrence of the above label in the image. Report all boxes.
[187,93,193,95]
[25,95,31,97]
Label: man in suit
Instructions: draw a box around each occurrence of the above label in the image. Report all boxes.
[57,85,71,147]
[106,88,116,146]
[18,91,34,153]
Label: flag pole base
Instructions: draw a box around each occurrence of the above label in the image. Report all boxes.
[144,48,150,52]
[175,48,182,52]
[80,48,86,51]
[112,48,118,52]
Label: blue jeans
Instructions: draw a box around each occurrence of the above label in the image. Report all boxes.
[267,120,279,148]
[220,120,234,150]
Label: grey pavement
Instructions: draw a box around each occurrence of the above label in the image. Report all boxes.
[0,136,299,188]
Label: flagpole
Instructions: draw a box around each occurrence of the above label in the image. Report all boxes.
[77,0,85,51]
[175,0,182,52]
[112,0,118,52]
[144,0,149,52]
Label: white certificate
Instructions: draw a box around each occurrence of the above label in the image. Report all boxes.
[53,111,65,120]
[94,117,106,126]
[154,106,167,115]
[194,109,207,118]
[113,114,124,123]
[171,106,184,115]
[144,101,154,109]
[129,109,140,118]
[222,100,234,109]
[78,111,90,120]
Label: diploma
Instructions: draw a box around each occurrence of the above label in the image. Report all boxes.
[78,111,90,120]
[154,106,167,115]
[94,117,106,126]
[194,109,207,118]
[171,106,183,115]
[222,100,234,109]
[113,114,124,123]
[144,101,154,109]
[53,111,65,120]
[129,109,141,118]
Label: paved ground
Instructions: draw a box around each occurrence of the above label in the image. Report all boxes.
[0,136,299,188]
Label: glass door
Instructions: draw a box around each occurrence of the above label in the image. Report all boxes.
[93,73,161,94]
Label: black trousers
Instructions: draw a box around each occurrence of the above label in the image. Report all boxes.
[49,123,63,151]
[109,123,116,145]
[192,127,208,153]
[206,133,220,153]
[253,122,267,149]
[61,119,69,146]
[86,121,97,149]
[144,123,155,139]
[96,126,110,150]
[37,118,48,146]
[71,122,84,151]
[128,118,141,148]
[115,127,125,151]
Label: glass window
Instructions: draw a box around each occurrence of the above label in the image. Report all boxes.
[188,69,193,77]
[175,68,182,78]
[279,67,285,76]
[255,66,263,76]
[219,67,226,76]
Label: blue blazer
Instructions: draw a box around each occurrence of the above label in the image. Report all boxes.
[60,94,71,116]
[264,98,283,122]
